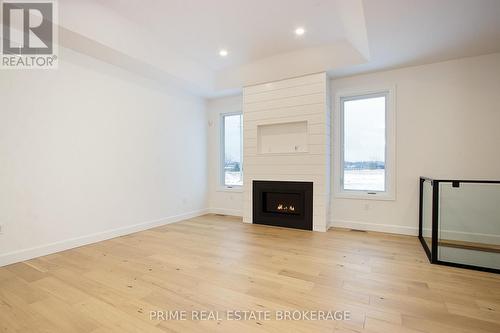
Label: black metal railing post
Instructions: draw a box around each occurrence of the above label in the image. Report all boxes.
[418,178,423,239]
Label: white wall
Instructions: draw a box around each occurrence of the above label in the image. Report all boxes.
[0,47,208,266]
[207,53,500,235]
[206,95,244,216]
[331,53,500,235]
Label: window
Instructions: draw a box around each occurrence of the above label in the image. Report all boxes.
[221,113,243,187]
[337,89,395,199]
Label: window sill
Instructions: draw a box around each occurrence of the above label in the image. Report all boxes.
[217,186,243,193]
[334,191,396,201]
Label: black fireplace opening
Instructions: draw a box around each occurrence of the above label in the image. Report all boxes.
[253,181,313,230]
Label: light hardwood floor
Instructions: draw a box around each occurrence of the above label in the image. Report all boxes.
[1,214,499,332]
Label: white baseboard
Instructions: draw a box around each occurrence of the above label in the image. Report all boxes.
[330,219,418,236]
[0,209,209,268]
[208,208,243,217]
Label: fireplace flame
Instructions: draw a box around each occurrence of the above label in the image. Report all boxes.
[277,204,295,212]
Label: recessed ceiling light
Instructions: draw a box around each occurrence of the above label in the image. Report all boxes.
[295,27,305,36]
[219,49,228,57]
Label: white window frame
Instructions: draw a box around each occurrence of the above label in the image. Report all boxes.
[220,111,243,191]
[333,87,396,200]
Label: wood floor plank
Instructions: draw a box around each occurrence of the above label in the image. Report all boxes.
[0,214,499,332]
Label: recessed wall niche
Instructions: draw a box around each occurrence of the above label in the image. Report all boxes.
[257,121,308,154]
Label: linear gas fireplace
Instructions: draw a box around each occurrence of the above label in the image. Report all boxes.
[253,180,313,230]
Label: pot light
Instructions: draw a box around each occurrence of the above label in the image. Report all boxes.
[295,27,305,36]
[219,49,228,57]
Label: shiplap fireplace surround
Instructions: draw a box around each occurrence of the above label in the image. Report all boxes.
[243,73,331,232]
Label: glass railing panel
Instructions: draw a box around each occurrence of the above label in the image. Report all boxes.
[438,182,500,270]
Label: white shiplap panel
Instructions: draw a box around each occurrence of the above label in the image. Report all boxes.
[244,82,325,104]
[246,164,326,176]
[243,104,325,122]
[243,134,324,148]
[244,154,326,166]
[243,174,325,185]
[244,144,327,156]
[243,138,257,149]
[308,123,327,135]
[243,72,329,231]
[245,113,325,127]
[244,73,325,95]
[244,93,324,113]
[307,134,327,145]
[243,123,326,141]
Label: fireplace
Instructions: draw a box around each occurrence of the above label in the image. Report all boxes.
[253,181,313,230]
